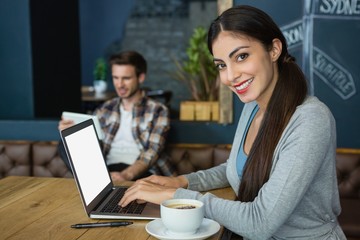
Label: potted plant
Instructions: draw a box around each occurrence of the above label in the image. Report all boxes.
[172,26,220,121]
[93,57,107,93]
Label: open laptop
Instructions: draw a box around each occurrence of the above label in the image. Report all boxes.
[62,111,105,140]
[60,118,160,219]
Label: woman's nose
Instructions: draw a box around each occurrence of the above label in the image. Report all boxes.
[226,65,239,84]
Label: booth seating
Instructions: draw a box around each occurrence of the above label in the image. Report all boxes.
[0,141,359,239]
[0,141,72,178]
[335,149,360,240]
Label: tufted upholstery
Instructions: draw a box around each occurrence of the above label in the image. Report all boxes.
[167,144,231,175]
[32,141,73,178]
[336,149,360,240]
[0,141,359,238]
[0,141,72,178]
[0,141,31,178]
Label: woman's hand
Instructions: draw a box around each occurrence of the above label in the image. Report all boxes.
[118,178,177,207]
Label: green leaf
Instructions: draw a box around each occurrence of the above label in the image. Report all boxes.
[93,58,107,80]
[169,26,219,101]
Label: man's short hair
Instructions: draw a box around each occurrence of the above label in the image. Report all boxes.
[109,51,147,77]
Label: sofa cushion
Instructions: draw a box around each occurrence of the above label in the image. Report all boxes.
[213,147,231,166]
[167,144,231,175]
[336,150,360,198]
[32,141,72,178]
[338,198,360,238]
[336,149,360,239]
[0,141,31,178]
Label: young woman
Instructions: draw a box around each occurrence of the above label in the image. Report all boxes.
[119,5,345,239]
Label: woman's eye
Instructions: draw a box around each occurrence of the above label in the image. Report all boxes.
[215,63,226,70]
[237,53,248,62]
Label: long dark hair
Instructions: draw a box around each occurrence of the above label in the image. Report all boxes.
[208,5,308,202]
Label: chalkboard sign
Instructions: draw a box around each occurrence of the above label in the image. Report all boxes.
[235,0,360,148]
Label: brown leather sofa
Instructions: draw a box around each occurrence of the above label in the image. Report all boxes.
[167,144,232,175]
[0,141,359,239]
[0,141,72,178]
[336,149,360,240]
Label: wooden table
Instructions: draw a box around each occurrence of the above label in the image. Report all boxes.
[82,90,117,102]
[0,176,235,240]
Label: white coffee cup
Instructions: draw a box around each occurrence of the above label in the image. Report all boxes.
[161,199,204,237]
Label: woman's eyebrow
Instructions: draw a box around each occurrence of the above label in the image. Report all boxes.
[212,46,250,62]
[228,46,249,58]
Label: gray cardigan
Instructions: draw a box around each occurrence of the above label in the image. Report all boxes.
[174,96,346,239]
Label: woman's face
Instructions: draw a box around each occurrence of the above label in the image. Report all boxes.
[212,31,281,107]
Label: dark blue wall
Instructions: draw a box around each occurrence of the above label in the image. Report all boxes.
[0,104,241,144]
[0,0,34,119]
[0,0,134,120]
[1,0,359,148]
[0,97,242,144]
[79,0,134,86]
[0,0,240,145]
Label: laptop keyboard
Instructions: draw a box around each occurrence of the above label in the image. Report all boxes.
[101,188,146,214]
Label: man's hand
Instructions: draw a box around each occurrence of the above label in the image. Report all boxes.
[141,175,189,188]
[110,172,126,182]
[118,160,148,181]
[58,119,75,131]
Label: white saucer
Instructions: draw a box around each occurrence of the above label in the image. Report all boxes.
[146,218,220,240]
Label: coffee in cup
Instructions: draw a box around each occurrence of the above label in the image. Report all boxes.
[161,199,204,236]
[166,203,197,209]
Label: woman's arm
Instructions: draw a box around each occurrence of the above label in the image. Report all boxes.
[185,163,229,191]
[174,100,337,239]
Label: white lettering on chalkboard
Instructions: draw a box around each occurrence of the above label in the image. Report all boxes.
[319,0,360,15]
[313,47,356,100]
[281,20,303,49]
[280,1,359,100]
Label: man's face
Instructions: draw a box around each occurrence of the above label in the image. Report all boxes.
[112,64,145,99]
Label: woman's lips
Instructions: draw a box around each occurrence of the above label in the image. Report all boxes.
[234,78,254,94]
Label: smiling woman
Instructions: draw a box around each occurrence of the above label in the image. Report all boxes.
[212,32,282,105]
[116,5,346,239]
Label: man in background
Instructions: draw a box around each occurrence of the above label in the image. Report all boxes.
[59,50,175,181]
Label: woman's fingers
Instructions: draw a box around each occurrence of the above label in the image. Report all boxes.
[119,181,153,206]
[118,180,176,207]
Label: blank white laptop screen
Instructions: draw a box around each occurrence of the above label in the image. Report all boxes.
[64,124,110,205]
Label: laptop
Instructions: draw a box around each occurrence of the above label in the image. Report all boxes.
[60,118,160,219]
[61,111,105,140]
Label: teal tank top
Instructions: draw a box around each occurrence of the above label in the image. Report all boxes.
[236,105,259,177]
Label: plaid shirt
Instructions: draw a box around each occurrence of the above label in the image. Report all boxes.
[94,96,176,176]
